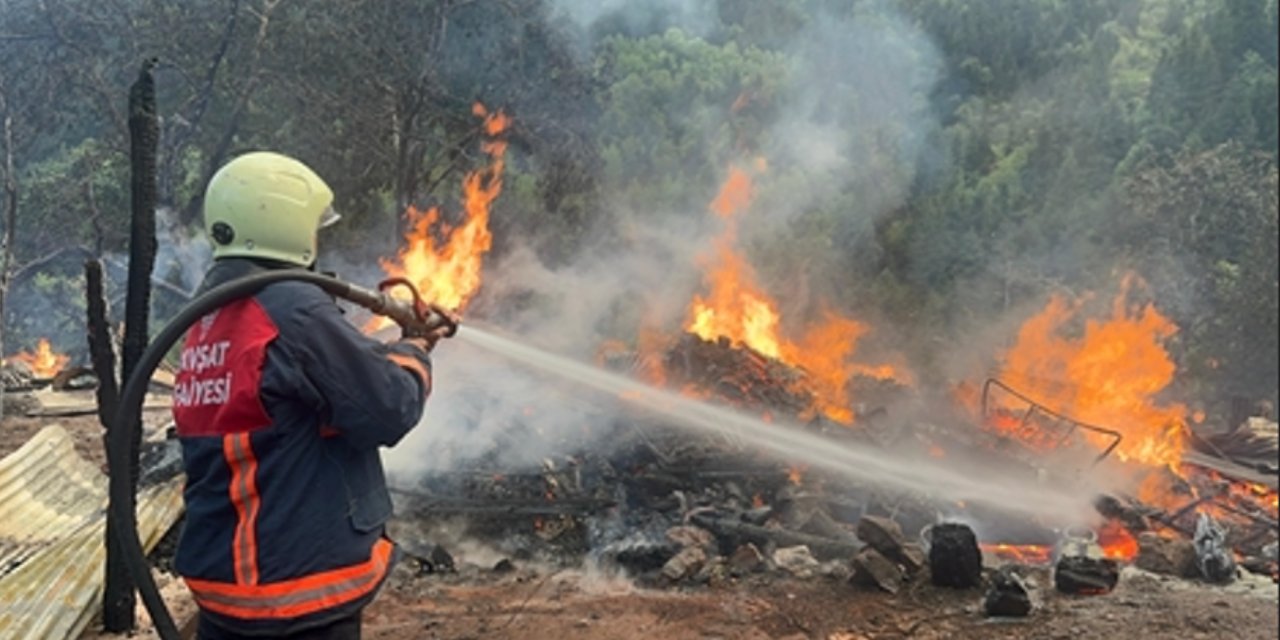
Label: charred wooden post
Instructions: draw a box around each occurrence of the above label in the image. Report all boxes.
[103,58,159,633]
[690,512,862,559]
[85,260,120,428]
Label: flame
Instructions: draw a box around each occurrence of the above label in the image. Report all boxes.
[1098,521,1139,561]
[6,338,69,378]
[372,103,509,326]
[995,275,1186,468]
[684,160,910,424]
[980,543,1053,565]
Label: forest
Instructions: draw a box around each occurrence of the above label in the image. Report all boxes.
[1,0,1277,420]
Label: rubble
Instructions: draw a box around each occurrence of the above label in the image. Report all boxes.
[1193,513,1237,584]
[1054,556,1120,595]
[855,514,927,574]
[662,546,707,581]
[727,543,765,574]
[773,545,820,578]
[984,566,1033,617]
[1135,532,1198,578]
[851,547,904,594]
[665,525,715,552]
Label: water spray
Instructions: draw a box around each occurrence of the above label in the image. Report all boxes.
[454,324,1096,523]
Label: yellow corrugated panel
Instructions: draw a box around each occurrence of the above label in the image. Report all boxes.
[0,425,184,640]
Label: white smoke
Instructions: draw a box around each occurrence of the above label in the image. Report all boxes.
[382,1,947,477]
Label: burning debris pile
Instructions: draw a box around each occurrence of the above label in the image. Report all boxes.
[388,329,1276,611]
[361,108,1274,624]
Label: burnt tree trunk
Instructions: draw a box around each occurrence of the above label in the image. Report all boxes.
[0,84,17,420]
[103,59,159,633]
[86,260,119,430]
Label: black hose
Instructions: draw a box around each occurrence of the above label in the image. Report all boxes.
[107,269,370,639]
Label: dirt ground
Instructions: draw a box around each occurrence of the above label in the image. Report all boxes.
[3,413,1277,640]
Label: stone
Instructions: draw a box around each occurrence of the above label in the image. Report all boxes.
[662,546,708,582]
[694,557,731,586]
[665,525,716,551]
[928,522,983,589]
[1054,556,1120,594]
[416,544,455,574]
[898,542,927,574]
[851,547,904,594]
[773,545,820,578]
[856,515,908,557]
[1193,513,1237,584]
[728,543,765,575]
[984,567,1032,617]
[1135,532,1197,578]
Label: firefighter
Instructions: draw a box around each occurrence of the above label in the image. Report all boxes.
[172,151,445,639]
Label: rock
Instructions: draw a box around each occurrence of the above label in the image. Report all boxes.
[856,515,908,557]
[799,510,857,544]
[1054,556,1119,594]
[662,546,708,581]
[857,516,927,574]
[665,525,715,551]
[773,545,820,578]
[1,361,34,389]
[928,522,983,589]
[415,544,455,575]
[1193,513,1237,584]
[1135,532,1197,578]
[728,543,765,575]
[984,567,1033,617]
[898,542,927,575]
[693,557,731,586]
[851,548,904,594]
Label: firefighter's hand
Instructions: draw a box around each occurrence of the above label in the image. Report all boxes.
[398,330,446,354]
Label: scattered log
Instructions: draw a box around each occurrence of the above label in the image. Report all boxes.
[691,513,862,560]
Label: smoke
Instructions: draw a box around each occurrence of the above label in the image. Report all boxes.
[382,1,949,478]
[552,0,718,40]
[755,3,942,228]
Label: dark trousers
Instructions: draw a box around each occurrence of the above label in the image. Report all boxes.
[197,612,361,639]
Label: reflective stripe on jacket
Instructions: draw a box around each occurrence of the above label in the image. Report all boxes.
[173,259,431,636]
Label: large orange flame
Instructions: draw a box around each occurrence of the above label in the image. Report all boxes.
[995,275,1186,468]
[684,160,910,424]
[6,338,70,378]
[376,103,510,318]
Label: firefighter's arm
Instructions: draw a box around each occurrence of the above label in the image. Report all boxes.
[290,295,433,449]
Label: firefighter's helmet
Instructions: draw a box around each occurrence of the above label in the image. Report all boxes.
[203,151,340,266]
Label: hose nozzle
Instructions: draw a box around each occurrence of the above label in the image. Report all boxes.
[341,278,459,338]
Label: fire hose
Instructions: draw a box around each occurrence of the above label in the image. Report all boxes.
[105,269,457,639]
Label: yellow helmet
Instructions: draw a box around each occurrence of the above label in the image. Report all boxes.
[202,151,340,266]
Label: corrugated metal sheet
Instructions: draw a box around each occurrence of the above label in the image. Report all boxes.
[0,424,184,640]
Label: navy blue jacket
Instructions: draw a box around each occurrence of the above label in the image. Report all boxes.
[172,259,431,635]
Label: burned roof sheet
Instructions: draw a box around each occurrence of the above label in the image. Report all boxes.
[0,424,183,639]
